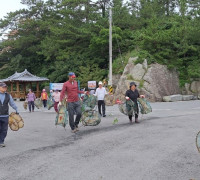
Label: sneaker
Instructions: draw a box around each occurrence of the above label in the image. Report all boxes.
[135,118,140,123]
[103,115,106,117]
[75,125,79,131]
[0,143,6,148]
[71,129,77,133]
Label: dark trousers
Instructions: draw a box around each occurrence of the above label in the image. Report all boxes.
[129,114,138,121]
[67,101,82,130]
[43,100,47,108]
[54,102,59,113]
[98,100,105,116]
[0,117,9,144]
[129,103,139,120]
[28,101,35,112]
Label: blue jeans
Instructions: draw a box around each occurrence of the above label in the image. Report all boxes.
[0,116,9,144]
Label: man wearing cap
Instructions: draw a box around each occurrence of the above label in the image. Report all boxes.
[125,81,145,123]
[94,81,108,117]
[0,82,19,147]
[59,72,85,133]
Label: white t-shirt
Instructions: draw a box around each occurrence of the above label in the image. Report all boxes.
[94,87,108,100]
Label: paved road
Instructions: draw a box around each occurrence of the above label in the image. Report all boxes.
[0,100,200,180]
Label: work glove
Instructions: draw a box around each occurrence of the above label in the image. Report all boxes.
[58,101,62,107]
[140,95,145,98]
[84,91,89,95]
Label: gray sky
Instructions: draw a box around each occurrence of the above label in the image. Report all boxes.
[0,0,27,19]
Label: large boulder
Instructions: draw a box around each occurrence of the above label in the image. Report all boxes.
[163,94,183,102]
[114,58,180,102]
[142,64,180,101]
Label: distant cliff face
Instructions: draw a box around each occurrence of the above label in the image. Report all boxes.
[114,57,180,102]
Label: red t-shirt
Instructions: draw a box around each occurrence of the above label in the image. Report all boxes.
[60,80,84,102]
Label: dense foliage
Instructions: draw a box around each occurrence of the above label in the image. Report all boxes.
[0,0,200,87]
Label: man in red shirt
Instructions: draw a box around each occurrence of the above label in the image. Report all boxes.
[59,72,85,133]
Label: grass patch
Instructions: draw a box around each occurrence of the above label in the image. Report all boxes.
[127,74,134,80]
[113,49,139,75]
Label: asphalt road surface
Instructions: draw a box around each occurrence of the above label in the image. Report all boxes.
[0,100,200,180]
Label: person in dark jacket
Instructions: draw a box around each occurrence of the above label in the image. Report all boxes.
[0,82,18,147]
[125,82,144,123]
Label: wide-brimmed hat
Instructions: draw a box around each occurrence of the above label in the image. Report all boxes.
[130,82,137,87]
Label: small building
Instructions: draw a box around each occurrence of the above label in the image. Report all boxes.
[0,69,49,99]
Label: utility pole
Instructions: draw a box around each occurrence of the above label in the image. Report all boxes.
[108,8,112,86]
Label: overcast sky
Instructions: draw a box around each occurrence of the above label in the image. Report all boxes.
[0,0,27,19]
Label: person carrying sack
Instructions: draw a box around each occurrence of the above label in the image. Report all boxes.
[59,72,86,133]
[0,82,19,148]
[125,82,145,124]
[26,89,36,112]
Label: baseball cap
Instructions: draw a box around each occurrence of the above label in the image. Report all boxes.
[0,82,7,87]
[98,81,103,85]
[68,72,76,78]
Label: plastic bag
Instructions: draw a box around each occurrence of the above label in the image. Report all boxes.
[55,101,68,128]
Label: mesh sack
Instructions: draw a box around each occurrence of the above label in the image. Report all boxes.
[9,112,24,131]
[118,100,136,116]
[81,94,97,112]
[23,101,28,110]
[104,94,115,106]
[137,98,152,114]
[47,98,54,110]
[81,110,101,126]
[55,102,68,128]
[35,98,42,109]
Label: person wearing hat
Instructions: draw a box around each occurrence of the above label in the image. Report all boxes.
[0,82,19,147]
[41,89,48,108]
[125,82,145,123]
[94,81,108,117]
[52,89,60,113]
[26,89,36,112]
[59,72,86,133]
